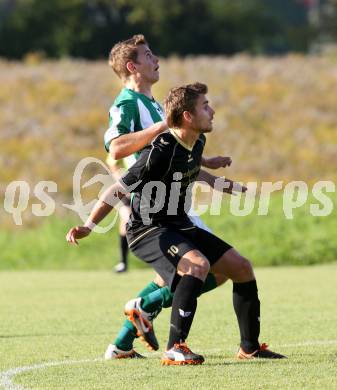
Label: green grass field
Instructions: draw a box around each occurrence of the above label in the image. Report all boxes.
[1,265,336,389]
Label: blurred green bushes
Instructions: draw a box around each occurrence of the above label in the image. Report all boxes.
[0,0,320,59]
[0,193,336,269]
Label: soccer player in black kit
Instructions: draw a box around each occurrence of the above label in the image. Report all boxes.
[67,83,286,365]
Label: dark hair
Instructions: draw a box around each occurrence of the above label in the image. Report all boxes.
[164,82,208,128]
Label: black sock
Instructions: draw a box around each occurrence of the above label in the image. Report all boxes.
[119,234,128,267]
[233,280,260,353]
[167,275,203,349]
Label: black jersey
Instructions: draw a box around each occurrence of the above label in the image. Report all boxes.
[120,129,206,241]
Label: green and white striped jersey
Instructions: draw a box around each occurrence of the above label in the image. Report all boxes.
[104,88,164,167]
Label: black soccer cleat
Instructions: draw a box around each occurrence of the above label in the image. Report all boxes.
[237,343,287,359]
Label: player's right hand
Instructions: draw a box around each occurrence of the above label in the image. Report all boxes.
[66,226,91,245]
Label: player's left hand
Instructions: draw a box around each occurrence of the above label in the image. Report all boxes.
[230,181,248,194]
[203,156,232,169]
[66,226,91,245]
[220,180,247,195]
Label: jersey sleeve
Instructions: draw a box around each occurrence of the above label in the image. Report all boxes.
[119,148,150,192]
[104,100,139,151]
[120,136,174,193]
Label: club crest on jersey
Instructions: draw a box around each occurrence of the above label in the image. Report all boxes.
[160,137,169,145]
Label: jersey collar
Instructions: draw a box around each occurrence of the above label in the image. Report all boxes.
[124,87,155,102]
[169,129,194,151]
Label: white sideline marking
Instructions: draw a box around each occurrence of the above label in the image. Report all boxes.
[0,358,102,390]
[1,340,336,390]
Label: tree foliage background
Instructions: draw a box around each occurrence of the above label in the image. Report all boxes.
[0,0,336,59]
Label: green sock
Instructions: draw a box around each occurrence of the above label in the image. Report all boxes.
[162,273,217,305]
[114,319,137,351]
[137,281,161,298]
[113,275,218,351]
[113,281,162,351]
[161,287,174,308]
[141,286,173,311]
[140,273,218,314]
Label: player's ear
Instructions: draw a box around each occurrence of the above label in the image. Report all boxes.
[126,61,136,74]
[182,111,193,124]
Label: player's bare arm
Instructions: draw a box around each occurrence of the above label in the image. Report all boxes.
[66,182,126,245]
[109,120,168,160]
[201,155,232,169]
[197,170,247,194]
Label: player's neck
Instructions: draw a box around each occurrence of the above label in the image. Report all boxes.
[125,78,153,99]
[171,127,199,149]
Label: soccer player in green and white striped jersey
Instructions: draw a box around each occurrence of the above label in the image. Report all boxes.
[104,84,165,166]
[104,35,167,165]
[103,39,166,275]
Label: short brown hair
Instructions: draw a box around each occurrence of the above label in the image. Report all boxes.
[164,82,208,128]
[109,34,148,80]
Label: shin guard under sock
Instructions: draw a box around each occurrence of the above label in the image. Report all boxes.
[167,275,203,349]
[114,320,138,351]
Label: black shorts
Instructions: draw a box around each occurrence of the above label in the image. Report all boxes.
[128,225,232,290]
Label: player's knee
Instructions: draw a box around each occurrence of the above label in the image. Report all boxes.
[239,257,254,279]
[201,259,210,276]
[192,259,210,280]
[178,250,210,280]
